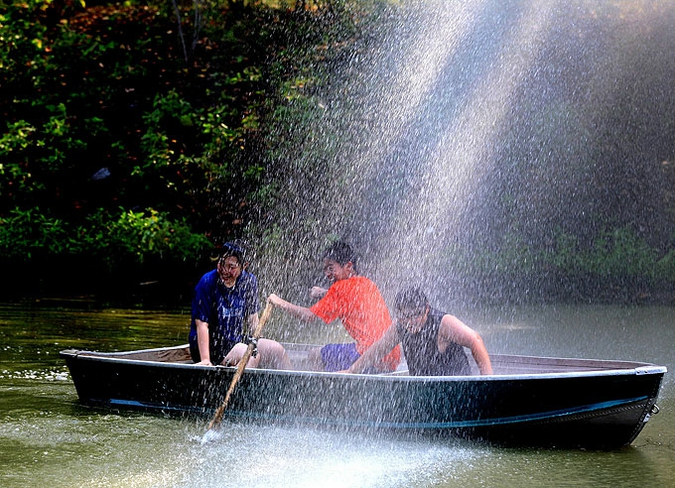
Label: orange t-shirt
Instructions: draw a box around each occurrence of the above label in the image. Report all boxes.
[310,276,400,371]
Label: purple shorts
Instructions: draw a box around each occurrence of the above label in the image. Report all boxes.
[320,343,360,372]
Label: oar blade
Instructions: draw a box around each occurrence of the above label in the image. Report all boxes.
[200,427,223,445]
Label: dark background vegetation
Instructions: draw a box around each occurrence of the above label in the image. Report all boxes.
[0,0,348,305]
[1,0,674,306]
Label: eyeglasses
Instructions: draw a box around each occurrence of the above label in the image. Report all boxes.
[218,259,241,272]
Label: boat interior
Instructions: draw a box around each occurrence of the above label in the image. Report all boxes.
[67,343,658,376]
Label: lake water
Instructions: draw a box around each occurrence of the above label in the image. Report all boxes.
[1,300,673,488]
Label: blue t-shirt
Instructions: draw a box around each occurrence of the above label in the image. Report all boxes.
[189,269,259,364]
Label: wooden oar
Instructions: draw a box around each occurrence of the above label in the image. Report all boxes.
[206,301,274,432]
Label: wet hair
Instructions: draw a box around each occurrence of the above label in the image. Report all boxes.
[219,242,245,266]
[232,239,254,266]
[322,241,357,268]
[395,287,429,313]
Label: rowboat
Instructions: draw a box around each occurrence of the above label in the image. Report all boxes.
[60,343,666,449]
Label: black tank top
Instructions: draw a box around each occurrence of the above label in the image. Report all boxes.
[397,308,471,376]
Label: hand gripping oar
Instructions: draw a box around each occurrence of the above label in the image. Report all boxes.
[206,301,274,433]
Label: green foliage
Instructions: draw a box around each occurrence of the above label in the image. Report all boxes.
[84,208,212,267]
[0,103,96,210]
[0,206,211,266]
[0,208,76,259]
[433,224,672,301]
[582,227,658,280]
[655,249,675,283]
[1,0,341,296]
[1,0,674,302]
[0,0,278,264]
[539,226,660,283]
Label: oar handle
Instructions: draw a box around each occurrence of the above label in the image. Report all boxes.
[253,301,273,339]
[207,301,274,430]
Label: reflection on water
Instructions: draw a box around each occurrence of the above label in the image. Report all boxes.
[1,301,674,488]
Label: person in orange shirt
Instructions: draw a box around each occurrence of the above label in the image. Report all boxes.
[268,241,400,372]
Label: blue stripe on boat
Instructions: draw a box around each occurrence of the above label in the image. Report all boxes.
[228,395,649,429]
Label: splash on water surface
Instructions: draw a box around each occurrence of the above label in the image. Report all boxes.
[186,423,486,488]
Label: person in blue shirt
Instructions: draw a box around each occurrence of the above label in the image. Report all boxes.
[189,242,291,369]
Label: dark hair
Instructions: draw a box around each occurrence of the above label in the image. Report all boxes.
[219,242,245,265]
[322,241,357,268]
[232,239,254,265]
[395,287,429,313]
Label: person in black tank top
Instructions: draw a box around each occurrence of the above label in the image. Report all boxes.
[396,308,471,376]
[346,287,492,376]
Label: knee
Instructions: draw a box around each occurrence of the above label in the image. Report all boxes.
[261,340,286,362]
[268,341,286,356]
[259,339,291,369]
[223,343,248,365]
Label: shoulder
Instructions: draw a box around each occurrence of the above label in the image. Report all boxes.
[233,271,258,296]
[437,311,462,333]
[328,276,372,295]
[347,275,379,291]
[438,311,459,325]
[438,312,475,341]
[196,270,218,288]
[239,270,258,286]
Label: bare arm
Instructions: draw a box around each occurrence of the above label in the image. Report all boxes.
[195,319,213,366]
[245,312,259,336]
[345,324,400,374]
[268,293,320,323]
[439,315,493,375]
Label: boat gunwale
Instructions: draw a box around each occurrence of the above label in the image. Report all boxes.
[59,345,668,382]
